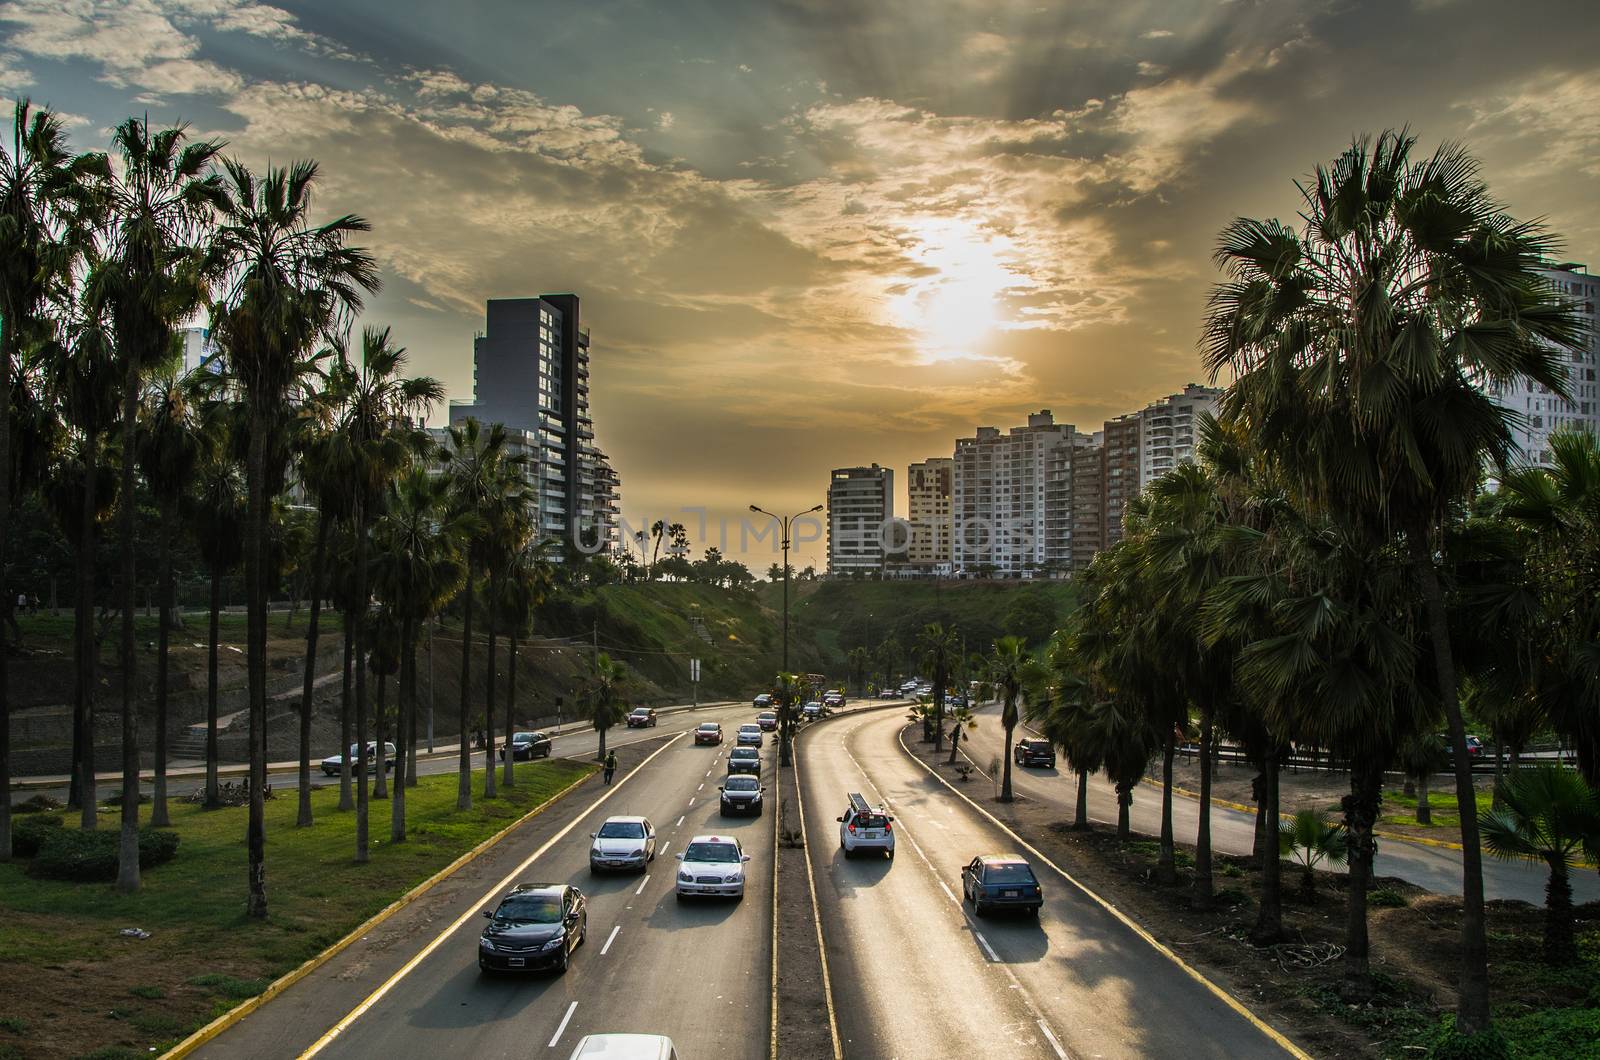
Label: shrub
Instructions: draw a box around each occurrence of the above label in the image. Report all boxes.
[11,794,63,815]
[1421,1015,1512,1060]
[11,814,63,858]
[1371,887,1410,908]
[1498,1007,1600,1057]
[26,829,180,881]
[187,973,268,999]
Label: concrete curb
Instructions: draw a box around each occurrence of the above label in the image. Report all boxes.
[158,765,597,1060]
[898,724,1312,1060]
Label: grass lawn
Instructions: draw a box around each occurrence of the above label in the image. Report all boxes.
[1379,785,1493,835]
[0,759,592,1060]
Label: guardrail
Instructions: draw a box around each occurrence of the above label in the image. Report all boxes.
[1173,743,1578,776]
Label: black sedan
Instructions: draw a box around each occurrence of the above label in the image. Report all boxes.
[479,883,587,974]
[500,731,553,761]
[960,855,1043,916]
[1013,738,1055,768]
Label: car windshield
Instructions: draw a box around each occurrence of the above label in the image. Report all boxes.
[759,713,775,720]
[630,709,648,716]
[982,863,1036,884]
[597,821,645,839]
[698,724,718,731]
[725,776,758,792]
[493,894,562,923]
[514,733,536,743]
[684,842,739,863]
[740,725,759,732]
[732,749,757,759]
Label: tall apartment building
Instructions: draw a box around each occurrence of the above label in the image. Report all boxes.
[179,326,225,377]
[448,295,619,548]
[1068,436,1105,572]
[952,410,1081,576]
[1140,383,1224,484]
[827,465,895,575]
[906,457,954,568]
[1485,263,1599,466]
[1101,413,1141,547]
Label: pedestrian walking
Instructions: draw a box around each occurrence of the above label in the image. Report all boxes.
[603,750,618,785]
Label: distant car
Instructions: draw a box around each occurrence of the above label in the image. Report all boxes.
[694,722,723,745]
[1013,738,1055,768]
[961,855,1043,916]
[756,711,778,732]
[589,816,657,873]
[1465,734,1484,757]
[320,742,395,777]
[719,774,765,816]
[568,1035,680,1060]
[727,746,762,776]
[823,690,845,708]
[736,723,764,748]
[753,693,774,710]
[479,883,587,974]
[626,707,658,728]
[838,792,894,859]
[802,701,823,721]
[675,834,750,900]
[500,731,553,761]
[877,689,899,700]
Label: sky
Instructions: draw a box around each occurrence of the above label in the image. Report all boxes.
[4,0,1600,570]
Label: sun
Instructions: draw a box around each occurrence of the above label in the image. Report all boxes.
[889,218,1016,361]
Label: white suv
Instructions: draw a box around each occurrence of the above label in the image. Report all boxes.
[838,793,895,859]
[675,835,751,900]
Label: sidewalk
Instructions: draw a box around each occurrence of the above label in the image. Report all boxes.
[8,699,737,791]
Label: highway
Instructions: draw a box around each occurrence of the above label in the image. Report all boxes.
[191,700,775,1059]
[955,702,1600,905]
[798,708,1292,1059]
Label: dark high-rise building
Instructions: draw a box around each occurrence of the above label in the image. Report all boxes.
[449,295,612,546]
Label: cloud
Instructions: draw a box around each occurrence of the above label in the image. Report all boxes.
[0,0,242,95]
[0,51,31,92]
[656,110,675,130]
[1141,29,1174,39]
[1466,68,1600,178]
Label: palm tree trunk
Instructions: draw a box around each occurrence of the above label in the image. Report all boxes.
[338,620,354,810]
[205,561,221,808]
[353,505,370,863]
[1252,771,1266,860]
[1416,771,1432,825]
[391,619,411,844]
[1253,747,1282,943]
[457,573,474,810]
[407,636,418,789]
[0,324,11,859]
[1194,718,1214,906]
[151,504,173,828]
[1408,531,1490,1030]
[78,432,99,830]
[116,363,141,895]
[503,628,517,787]
[296,509,330,827]
[1156,735,1176,885]
[483,569,497,799]
[999,715,1016,803]
[373,667,388,800]
[245,411,270,918]
[1115,781,1131,839]
[1544,856,1575,965]
[932,668,946,753]
[1341,759,1381,999]
[1074,770,1089,829]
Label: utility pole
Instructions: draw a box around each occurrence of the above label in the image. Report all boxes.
[751,502,823,766]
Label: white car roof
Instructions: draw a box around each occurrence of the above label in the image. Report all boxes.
[685,834,742,848]
[568,1033,676,1060]
[601,815,648,825]
[738,723,761,729]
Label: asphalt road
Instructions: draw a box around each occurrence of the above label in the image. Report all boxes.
[799,708,1291,1060]
[956,703,1600,906]
[192,699,777,1060]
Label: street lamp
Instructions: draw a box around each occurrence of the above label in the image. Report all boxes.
[751,502,823,765]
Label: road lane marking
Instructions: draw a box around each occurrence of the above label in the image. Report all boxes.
[659,840,670,856]
[974,931,1000,962]
[601,925,621,955]
[705,770,711,777]
[1039,1019,1069,1060]
[938,880,958,904]
[635,875,650,895]
[548,1002,577,1048]
[296,734,684,1059]
[697,782,704,791]
[675,815,684,827]
[688,797,695,807]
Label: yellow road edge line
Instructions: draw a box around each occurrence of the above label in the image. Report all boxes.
[160,763,598,1060]
[897,726,1312,1060]
[293,735,685,1059]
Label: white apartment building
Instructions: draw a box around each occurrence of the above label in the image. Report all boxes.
[1485,263,1599,466]
[906,457,954,568]
[1139,383,1224,485]
[827,465,895,575]
[952,410,1081,577]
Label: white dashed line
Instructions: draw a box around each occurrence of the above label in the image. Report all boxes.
[635,875,650,895]
[548,1002,577,1048]
[601,925,621,955]
[659,841,670,856]
[688,797,696,807]
[675,815,684,828]
[697,782,704,791]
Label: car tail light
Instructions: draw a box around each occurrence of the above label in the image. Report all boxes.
[883,821,892,832]
[847,823,856,834]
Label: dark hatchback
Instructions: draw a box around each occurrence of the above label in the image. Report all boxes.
[500,731,553,761]
[479,884,587,974]
[961,855,1043,916]
[1013,738,1055,768]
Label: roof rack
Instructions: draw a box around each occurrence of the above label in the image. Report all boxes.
[848,792,874,814]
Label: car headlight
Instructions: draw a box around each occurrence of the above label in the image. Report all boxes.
[632,848,646,859]
[679,872,694,883]
[724,874,742,884]
[480,938,497,952]
[540,934,566,951]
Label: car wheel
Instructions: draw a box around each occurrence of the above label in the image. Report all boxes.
[676,891,686,903]
[974,900,987,918]
[589,863,599,876]
[555,947,569,974]
[842,845,853,859]
[579,919,588,945]
[886,848,894,861]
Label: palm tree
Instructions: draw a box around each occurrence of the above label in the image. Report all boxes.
[478,455,535,801]
[1479,766,1600,965]
[137,369,205,828]
[916,624,959,753]
[211,157,378,915]
[442,418,516,810]
[498,541,554,788]
[1084,697,1162,840]
[983,635,1044,803]
[1,100,107,857]
[847,646,870,695]
[1034,635,1104,830]
[945,699,977,764]
[1279,809,1349,899]
[1397,734,1446,825]
[775,671,809,764]
[588,653,629,762]
[1203,130,1587,1031]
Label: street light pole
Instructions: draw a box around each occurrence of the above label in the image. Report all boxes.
[751,502,823,766]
